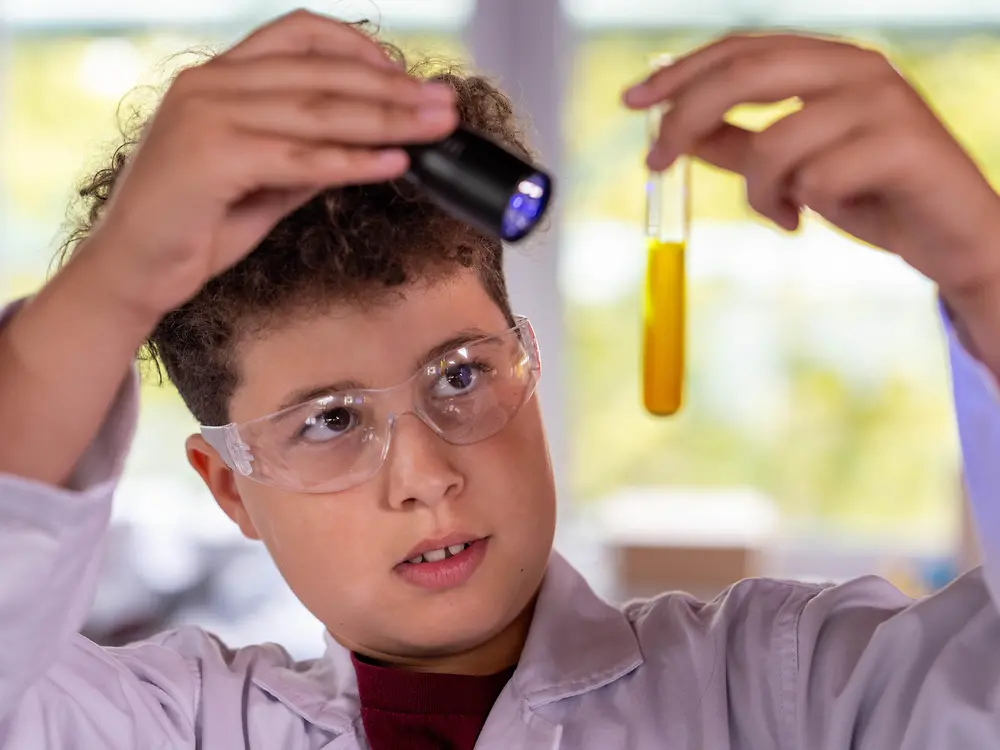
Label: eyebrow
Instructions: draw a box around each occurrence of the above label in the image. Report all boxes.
[274,328,492,412]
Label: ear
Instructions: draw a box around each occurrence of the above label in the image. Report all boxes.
[185,434,262,541]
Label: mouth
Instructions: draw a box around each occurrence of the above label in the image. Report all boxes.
[405,542,473,564]
[399,533,487,566]
[394,536,491,591]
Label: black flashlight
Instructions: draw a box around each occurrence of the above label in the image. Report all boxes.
[404,125,553,243]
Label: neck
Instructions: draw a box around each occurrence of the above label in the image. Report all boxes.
[339,596,536,676]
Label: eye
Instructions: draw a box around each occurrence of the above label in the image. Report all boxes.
[298,407,358,443]
[432,362,490,397]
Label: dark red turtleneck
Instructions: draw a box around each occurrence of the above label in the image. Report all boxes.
[351,653,515,750]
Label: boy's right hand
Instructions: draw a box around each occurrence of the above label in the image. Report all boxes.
[84,9,458,326]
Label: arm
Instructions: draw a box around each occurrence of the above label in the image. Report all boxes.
[0,209,173,725]
[785,304,1000,749]
[0,296,198,745]
[621,31,1000,748]
[0,246,156,488]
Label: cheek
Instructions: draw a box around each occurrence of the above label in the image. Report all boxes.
[471,400,556,528]
[237,486,385,612]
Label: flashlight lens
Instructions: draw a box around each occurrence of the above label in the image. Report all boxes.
[501,173,550,242]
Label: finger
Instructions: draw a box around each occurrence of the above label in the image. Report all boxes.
[210,140,409,261]
[219,92,459,146]
[624,33,840,109]
[744,93,874,229]
[181,54,454,106]
[647,45,887,170]
[228,186,320,227]
[687,121,754,174]
[223,9,393,69]
[789,131,912,219]
[684,120,803,229]
[225,135,411,193]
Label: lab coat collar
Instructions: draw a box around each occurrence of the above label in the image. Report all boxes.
[511,551,643,707]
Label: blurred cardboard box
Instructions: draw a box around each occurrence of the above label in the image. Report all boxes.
[595,488,778,602]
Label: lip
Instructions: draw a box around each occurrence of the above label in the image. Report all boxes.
[400,532,486,564]
[395,537,490,591]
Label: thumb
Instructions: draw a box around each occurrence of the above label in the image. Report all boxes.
[686,123,801,231]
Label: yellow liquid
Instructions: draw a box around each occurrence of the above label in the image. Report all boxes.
[643,238,685,416]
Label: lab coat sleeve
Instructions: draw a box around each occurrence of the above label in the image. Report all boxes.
[942,299,1000,600]
[787,303,1000,749]
[0,299,197,748]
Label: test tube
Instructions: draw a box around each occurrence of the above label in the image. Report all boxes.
[643,57,690,416]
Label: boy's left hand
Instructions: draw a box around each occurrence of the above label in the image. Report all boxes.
[623,33,1000,317]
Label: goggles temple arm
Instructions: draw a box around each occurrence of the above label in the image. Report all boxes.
[199,424,254,476]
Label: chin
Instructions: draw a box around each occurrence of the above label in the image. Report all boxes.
[393,573,537,659]
[402,590,521,653]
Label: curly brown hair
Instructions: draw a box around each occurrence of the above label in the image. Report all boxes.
[58,34,530,427]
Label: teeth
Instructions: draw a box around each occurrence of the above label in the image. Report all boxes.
[406,542,471,565]
[423,548,447,563]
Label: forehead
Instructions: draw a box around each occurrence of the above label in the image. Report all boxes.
[229,270,509,422]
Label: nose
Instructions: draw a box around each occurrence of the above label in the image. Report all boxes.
[384,413,465,510]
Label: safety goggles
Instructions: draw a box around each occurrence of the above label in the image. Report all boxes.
[200,316,540,494]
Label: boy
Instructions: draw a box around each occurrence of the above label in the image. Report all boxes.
[2,10,1000,748]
